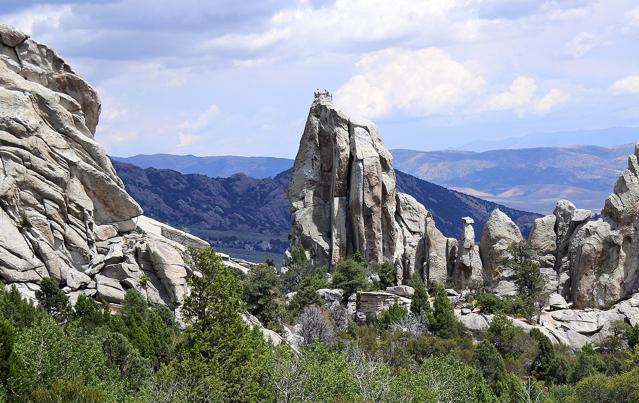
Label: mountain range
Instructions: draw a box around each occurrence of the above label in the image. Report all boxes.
[112,160,539,264]
[114,142,634,214]
[111,154,293,179]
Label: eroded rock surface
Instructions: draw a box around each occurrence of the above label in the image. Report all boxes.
[0,25,223,311]
[288,91,448,285]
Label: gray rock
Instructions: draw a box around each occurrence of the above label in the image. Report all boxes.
[453,217,483,290]
[0,24,29,47]
[529,215,557,256]
[548,293,569,310]
[288,91,438,284]
[480,209,524,295]
[457,312,489,332]
[386,285,415,298]
[317,288,344,303]
[95,275,125,304]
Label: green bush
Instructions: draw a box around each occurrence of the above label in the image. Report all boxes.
[244,264,284,331]
[378,304,408,330]
[36,278,72,323]
[333,256,368,297]
[430,283,460,339]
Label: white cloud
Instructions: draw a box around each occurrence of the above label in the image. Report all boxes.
[484,76,569,115]
[533,88,570,114]
[177,133,201,148]
[2,4,71,35]
[566,32,601,57]
[485,76,537,112]
[626,6,639,28]
[610,74,639,95]
[203,0,483,57]
[179,104,220,130]
[98,131,138,152]
[334,48,485,119]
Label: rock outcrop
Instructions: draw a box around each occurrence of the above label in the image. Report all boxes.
[288,91,443,284]
[567,145,639,308]
[480,209,524,296]
[0,25,223,311]
[453,217,483,290]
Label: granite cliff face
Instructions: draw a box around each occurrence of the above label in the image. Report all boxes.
[288,91,460,284]
[288,91,639,315]
[0,25,214,310]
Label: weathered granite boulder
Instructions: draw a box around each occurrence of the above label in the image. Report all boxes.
[480,209,524,296]
[567,145,639,308]
[553,200,592,297]
[453,217,483,290]
[0,25,213,311]
[425,217,455,286]
[288,91,443,284]
[356,291,411,320]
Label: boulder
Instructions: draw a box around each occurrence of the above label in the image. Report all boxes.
[95,275,126,304]
[453,217,483,290]
[425,217,453,286]
[480,209,523,296]
[548,293,569,310]
[317,288,344,303]
[357,291,411,320]
[386,285,415,298]
[529,215,557,256]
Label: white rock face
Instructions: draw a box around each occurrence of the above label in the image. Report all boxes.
[288,91,449,285]
[0,25,211,309]
[480,209,524,296]
[562,147,639,308]
[453,217,483,289]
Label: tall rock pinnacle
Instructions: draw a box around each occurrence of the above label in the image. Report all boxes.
[288,91,450,284]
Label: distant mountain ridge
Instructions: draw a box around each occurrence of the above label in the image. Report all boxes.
[111,154,294,179]
[391,143,634,214]
[112,141,635,215]
[460,127,639,151]
[112,160,539,263]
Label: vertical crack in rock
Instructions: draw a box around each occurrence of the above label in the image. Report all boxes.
[288,91,456,285]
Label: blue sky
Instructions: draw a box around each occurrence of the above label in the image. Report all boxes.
[3,0,639,157]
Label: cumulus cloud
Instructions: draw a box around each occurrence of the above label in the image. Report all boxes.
[335,53,568,120]
[566,32,602,57]
[626,6,639,28]
[2,4,71,35]
[179,104,220,130]
[177,133,202,148]
[484,76,569,115]
[334,48,485,119]
[99,131,138,152]
[610,75,639,95]
[203,0,484,59]
[533,88,571,114]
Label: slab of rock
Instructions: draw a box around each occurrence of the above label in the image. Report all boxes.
[357,291,411,320]
[96,275,126,304]
[386,285,415,298]
[480,209,523,292]
[548,293,569,310]
[456,312,489,332]
[317,288,344,303]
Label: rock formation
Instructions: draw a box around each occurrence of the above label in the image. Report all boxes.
[453,217,483,290]
[0,25,252,311]
[289,91,437,283]
[480,209,524,296]
[567,144,639,308]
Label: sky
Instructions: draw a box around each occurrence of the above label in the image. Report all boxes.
[3,0,639,157]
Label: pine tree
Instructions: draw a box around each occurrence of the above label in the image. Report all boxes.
[35,278,71,323]
[430,283,459,339]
